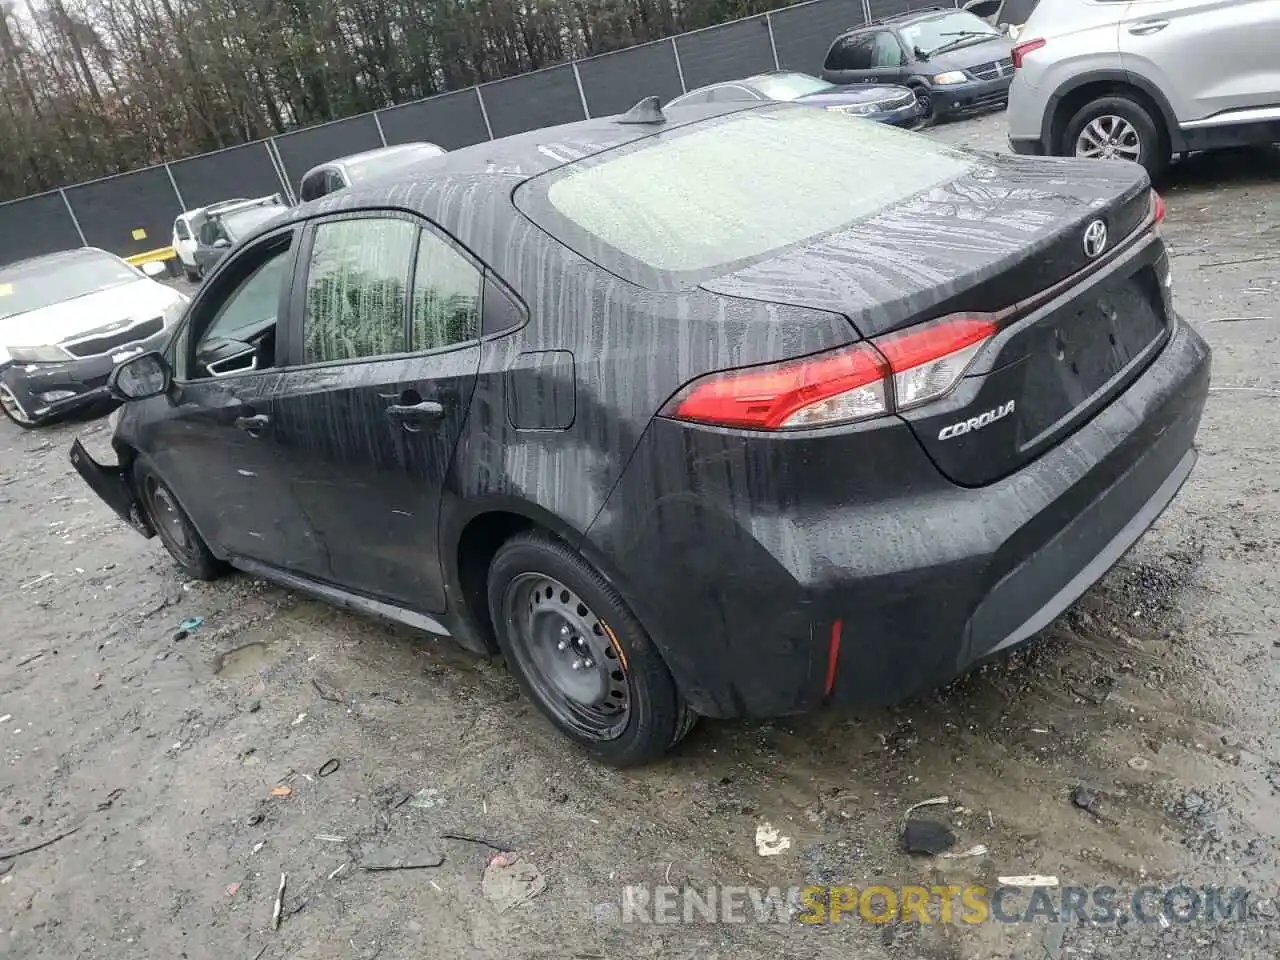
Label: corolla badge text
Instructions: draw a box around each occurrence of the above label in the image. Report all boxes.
[938,400,1016,440]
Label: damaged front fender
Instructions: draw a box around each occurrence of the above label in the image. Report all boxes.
[69,438,155,538]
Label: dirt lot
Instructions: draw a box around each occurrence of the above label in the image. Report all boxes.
[2,112,1280,960]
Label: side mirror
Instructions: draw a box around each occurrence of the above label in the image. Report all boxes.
[109,350,172,401]
[141,260,167,278]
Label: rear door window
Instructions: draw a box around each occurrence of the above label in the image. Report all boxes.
[824,33,875,70]
[301,217,417,364]
[517,106,972,290]
[410,231,482,351]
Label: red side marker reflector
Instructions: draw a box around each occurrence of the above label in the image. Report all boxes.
[825,618,843,697]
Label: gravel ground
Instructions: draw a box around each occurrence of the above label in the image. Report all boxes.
[2,112,1279,960]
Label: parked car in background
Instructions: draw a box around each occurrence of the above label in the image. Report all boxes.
[75,99,1208,766]
[822,8,1015,123]
[1007,0,1279,178]
[0,248,186,427]
[665,71,922,127]
[962,0,1040,38]
[192,195,286,279]
[297,142,447,202]
[173,199,249,282]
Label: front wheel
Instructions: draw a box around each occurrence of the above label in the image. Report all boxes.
[487,531,695,766]
[910,86,934,128]
[132,458,227,581]
[0,383,40,429]
[1063,95,1168,179]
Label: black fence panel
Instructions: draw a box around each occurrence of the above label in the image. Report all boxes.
[577,41,684,116]
[272,114,384,186]
[480,65,585,138]
[377,90,491,149]
[63,167,181,257]
[770,0,866,73]
[168,142,285,211]
[674,17,777,91]
[0,193,83,266]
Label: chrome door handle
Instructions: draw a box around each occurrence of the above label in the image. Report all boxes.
[1128,19,1169,34]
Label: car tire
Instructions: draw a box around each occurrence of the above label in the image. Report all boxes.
[909,84,934,128]
[132,458,227,581]
[0,383,40,429]
[1063,95,1168,179]
[487,531,695,766]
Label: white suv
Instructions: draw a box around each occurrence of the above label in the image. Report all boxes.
[1006,0,1280,177]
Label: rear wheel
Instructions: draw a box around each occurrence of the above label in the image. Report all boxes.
[487,531,695,766]
[132,459,226,581]
[0,383,40,429]
[1063,94,1168,179]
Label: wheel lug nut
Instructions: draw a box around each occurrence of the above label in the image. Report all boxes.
[582,658,594,669]
[571,659,582,671]
[556,640,568,652]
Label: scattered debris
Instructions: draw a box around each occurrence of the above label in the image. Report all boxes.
[754,822,793,857]
[247,813,265,826]
[360,844,446,872]
[1127,756,1152,771]
[408,788,446,810]
[901,795,949,827]
[388,792,412,810]
[271,873,287,930]
[96,788,125,811]
[20,573,53,590]
[902,819,956,856]
[0,823,82,861]
[328,862,350,880]
[997,875,1060,887]
[225,882,241,897]
[937,843,987,860]
[174,616,204,640]
[271,785,293,798]
[290,713,306,726]
[314,835,347,843]
[482,852,546,912]
[252,842,266,854]
[317,758,340,778]
[1069,786,1104,818]
[0,715,11,724]
[440,833,514,853]
[246,700,261,714]
[311,679,345,703]
[15,651,45,667]
[1204,315,1271,324]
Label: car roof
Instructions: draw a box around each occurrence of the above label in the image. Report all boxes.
[302,143,440,179]
[842,5,959,31]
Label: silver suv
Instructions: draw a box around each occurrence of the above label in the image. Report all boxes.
[1006,0,1280,177]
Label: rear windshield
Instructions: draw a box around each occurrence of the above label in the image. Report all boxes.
[751,73,833,101]
[0,250,138,319]
[221,205,284,239]
[518,106,972,289]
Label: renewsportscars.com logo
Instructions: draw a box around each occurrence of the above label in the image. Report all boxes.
[610,884,1257,926]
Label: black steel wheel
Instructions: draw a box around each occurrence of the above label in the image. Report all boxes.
[487,531,695,766]
[132,458,226,580]
[912,86,935,127]
[503,573,632,741]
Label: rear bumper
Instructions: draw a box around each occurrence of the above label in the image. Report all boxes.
[931,76,1011,117]
[590,317,1210,719]
[1,328,169,422]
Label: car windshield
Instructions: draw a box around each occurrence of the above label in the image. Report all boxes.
[0,250,139,319]
[346,146,443,183]
[898,12,1001,54]
[221,205,283,240]
[523,107,972,286]
[750,73,834,101]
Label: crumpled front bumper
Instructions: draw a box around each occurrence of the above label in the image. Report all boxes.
[69,438,154,537]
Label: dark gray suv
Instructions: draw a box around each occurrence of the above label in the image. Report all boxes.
[822,7,1015,122]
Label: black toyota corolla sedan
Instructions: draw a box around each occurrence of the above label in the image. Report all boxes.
[72,99,1210,766]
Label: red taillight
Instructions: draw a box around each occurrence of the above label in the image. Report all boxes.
[1152,189,1166,224]
[1011,38,1045,69]
[662,314,999,430]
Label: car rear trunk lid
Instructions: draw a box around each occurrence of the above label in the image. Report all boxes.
[701,155,1167,485]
